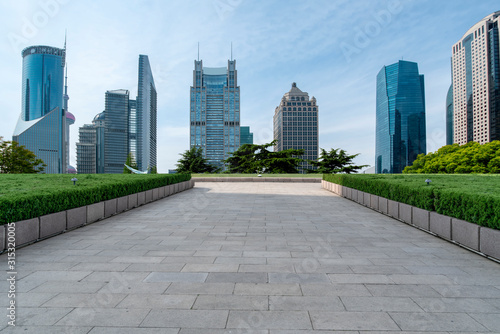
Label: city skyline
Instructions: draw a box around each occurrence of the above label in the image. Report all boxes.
[1,1,499,173]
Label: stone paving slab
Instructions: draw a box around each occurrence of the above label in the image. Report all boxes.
[1,182,500,332]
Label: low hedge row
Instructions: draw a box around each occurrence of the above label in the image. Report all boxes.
[324,174,500,230]
[0,173,191,224]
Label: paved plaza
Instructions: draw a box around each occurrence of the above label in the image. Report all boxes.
[1,182,500,333]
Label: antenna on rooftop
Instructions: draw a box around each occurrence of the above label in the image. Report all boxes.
[197,42,200,61]
[231,42,233,61]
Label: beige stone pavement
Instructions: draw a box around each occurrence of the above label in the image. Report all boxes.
[1,182,500,333]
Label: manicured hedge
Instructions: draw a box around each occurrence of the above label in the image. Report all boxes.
[324,174,500,229]
[0,173,191,224]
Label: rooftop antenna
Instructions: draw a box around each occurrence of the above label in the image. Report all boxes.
[197,42,200,61]
[231,42,233,61]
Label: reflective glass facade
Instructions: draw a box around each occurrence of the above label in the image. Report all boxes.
[376,61,426,174]
[104,90,129,174]
[446,84,454,145]
[13,45,66,173]
[240,126,253,145]
[273,83,319,173]
[452,11,500,144]
[135,55,157,170]
[190,60,240,170]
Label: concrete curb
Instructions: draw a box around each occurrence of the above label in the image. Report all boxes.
[193,177,321,183]
[40,211,66,239]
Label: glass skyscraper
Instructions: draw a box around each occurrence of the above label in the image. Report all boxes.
[376,60,426,174]
[104,90,130,174]
[452,11,500,144]
[273,83,319,173]
[240,126,253,145]
[190,59,240,170]
[13,45,67,173]
[135,55,157,171]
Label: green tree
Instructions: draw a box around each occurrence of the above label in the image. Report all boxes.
[403,141,500,174]
[176,147,217,173]
[0,137,46,173]
[123,152,138,174]
[307,148,368,174]
[224,140,304,173]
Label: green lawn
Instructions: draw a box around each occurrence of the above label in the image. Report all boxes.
[192,173,322,178]
[331,174,500,198]
[0,174,182,197]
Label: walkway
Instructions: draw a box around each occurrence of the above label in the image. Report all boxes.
[1,182,500,333]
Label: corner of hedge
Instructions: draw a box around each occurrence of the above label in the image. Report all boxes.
[323,174,499,230]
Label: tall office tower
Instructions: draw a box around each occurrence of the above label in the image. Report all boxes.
[76,124,97,174]
[135,55,157,171]
[13,45,67,173]
[452,11,500,145]
[376,60,426,174]
[76,112,105,174]
[190,59,240,170]
[240,126,253,145]
[446,84,454,145]
[104,90,129,173]
[273,83,319,173]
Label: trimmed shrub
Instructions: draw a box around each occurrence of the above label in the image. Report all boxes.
[0,173,191,224]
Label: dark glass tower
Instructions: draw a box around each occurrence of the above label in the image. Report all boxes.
[240,126,253,145]
[190,60,240,170]
[376,60,426,174]
[13,45,66,173]
[273,83,319,173]
[135,55,157,171]
[104,90,129,174]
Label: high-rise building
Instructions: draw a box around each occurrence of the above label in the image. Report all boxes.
[376,60,426,174]
[104,90,130,174]
[76,124,97,174]
[273,83,319,173]
[190,59,240,170]
[446,84,454,145]
[135,55,157,171]
[451,11,500,145]
[76,112,105,174]
[240,126,253,145]
[13,45,67,173]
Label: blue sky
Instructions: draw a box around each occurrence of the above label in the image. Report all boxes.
[0,0,499,172]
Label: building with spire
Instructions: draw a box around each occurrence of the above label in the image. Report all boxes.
[13,44,67,173]
[451,11,500,145]
[190,59,240,170]
[273,83,319,173]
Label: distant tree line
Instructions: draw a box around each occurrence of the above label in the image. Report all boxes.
[176,140,367,174]
[404,141,500,174]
